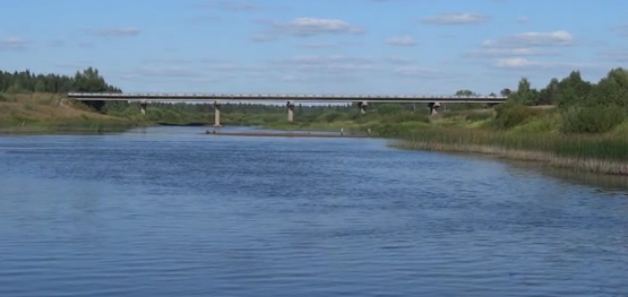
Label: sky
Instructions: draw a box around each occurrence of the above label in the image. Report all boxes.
[1,0,627,95]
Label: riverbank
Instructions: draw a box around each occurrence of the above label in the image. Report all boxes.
[0,93,143,134]
[390,107,628,175]
[392,137,628,175]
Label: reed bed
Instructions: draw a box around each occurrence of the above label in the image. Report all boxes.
[393,127,628,175]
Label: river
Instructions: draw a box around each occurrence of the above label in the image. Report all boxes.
[1,126,627,297]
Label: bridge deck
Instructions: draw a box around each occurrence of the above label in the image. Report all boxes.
[67,93,507,103]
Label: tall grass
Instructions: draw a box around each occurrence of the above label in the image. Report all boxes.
[393,127,628,175]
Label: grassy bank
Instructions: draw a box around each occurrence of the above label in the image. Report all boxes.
[0,93,143,134]
[391,105,628,175]
[262,108,433,136]
[393,127,628,175]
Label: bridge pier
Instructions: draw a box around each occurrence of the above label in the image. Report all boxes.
[140,100,148,116]
[428,102,441,116]
[287,100,295,122]
[214,101,222,127]
[358,101,368,114]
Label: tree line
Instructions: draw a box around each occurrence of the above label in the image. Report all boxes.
[0,67,121,94]
[507,68,628,107]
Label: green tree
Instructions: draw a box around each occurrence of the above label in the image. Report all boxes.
[0,67,121,93]
[593,68,628,106]
[455,89,477,96]
[538,78,560,105]
[556,71,591,107]
[6,82,25,94]
[509,78,539,105]
[34,80,46,93]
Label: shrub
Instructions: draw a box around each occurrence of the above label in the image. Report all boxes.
[560,104,626,134]
[376,104,404,115]
[319,111,346,123]
[383,112,430,124]
[465,111,493,122]
[493,102,542,129]
[162,110,182,124]
[0,94,16,102]
[372,123,414,137]
[442,111,465,119]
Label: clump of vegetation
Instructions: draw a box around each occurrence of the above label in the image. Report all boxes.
[0,94,15,102]
[561,103,626,134]
[492,102,542,129]
[465,111,493,122]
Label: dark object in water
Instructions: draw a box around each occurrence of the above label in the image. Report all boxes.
[158,122,207,127]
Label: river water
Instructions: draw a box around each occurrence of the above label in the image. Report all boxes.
[1,126,627,297]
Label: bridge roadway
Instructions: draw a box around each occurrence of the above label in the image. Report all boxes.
[67,92,507,103]
[67,92,507,126]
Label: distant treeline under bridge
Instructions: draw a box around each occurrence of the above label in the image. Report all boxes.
[67,92,508,126]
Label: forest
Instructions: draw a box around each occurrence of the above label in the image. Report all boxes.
[0,67,121,94]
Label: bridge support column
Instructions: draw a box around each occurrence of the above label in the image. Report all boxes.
[287,100,295,122]
[428,102,441,116]
[214,101,222,127]
[358,101,369,114]
[140,100,148,116]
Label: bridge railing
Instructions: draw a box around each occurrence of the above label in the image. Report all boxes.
[67,92,508,100]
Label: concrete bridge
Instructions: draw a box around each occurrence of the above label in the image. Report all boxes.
[67,92,507,126]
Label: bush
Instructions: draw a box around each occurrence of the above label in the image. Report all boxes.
[465,111,493,122]
[560,104,626,134]
[162,110,182,124]
[376,104,404,115]
[383,112,430,124]
[493,102,542,129]
[371,123,414,137]
[318,111,346,123]
[442,111,465,119]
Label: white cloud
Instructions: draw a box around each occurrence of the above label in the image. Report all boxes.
[494,57,537,68]
[89,27,141,37]
[597,50,628,61]
[78,42,97,49]
[197,1,260,11]
[383,56,417,64]
[298,42,339,49]
[274,55,377,73]
[0,37,28,51]
[421,13,489,25]
[465,47,559,57]
[483,30,574,48]
[250,34,278,42]
[393,66,446,79]
[386,36,417,46]
[120,66,203,79]
[255,18,365,39]
[616,24,628,37]
[492,57,603,71]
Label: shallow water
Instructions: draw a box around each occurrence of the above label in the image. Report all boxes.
[1,126,627,296]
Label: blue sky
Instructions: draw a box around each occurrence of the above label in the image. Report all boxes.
[1,0,627,94]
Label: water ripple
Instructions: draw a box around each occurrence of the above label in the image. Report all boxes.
[1,127,627,296]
